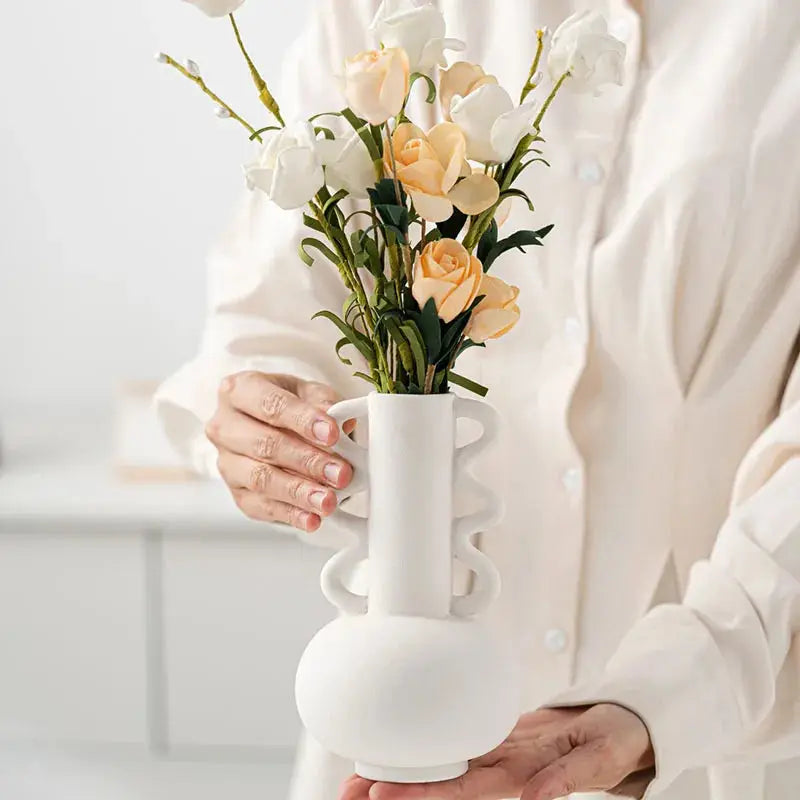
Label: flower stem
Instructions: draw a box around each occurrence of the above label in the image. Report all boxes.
[159,53,262,141]
[520,28,547,103]
[533,70,571,130]
[228,13,285,126]
[384,123,414,286]
[424,364,436,394]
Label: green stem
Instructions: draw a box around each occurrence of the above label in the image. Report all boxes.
[159,53,262,141]
[229,13,285,126]
[310,201,393,392]
[424,364,436,394]
[520,29,547,103]
[533,70,571,131]
[384,123,415,285]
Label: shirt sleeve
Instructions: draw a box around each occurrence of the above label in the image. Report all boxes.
[154,0,379,475]
[553,349,800,796]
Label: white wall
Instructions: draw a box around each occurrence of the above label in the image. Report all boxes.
[0,0,312,414]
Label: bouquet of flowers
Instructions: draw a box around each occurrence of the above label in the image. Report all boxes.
[158,0,625,397]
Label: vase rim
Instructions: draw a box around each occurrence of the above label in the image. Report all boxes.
[367,391,456,403]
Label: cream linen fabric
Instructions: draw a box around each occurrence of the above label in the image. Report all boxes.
[154,1,800,798]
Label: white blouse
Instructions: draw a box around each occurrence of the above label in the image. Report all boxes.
[155,1,800,798]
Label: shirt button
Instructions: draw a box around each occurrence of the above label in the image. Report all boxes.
[544,628,569,653]
[576,157,605,185]
[561,467,582,494]
[563,316,585,344]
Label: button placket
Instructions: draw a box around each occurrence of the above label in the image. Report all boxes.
[555,6,643,688]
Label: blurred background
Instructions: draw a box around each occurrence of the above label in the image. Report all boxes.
[0,1,333,797]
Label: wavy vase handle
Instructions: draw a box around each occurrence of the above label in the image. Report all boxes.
[451,397,504,618]
[319,397,370,615]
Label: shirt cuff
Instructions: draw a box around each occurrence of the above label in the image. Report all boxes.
[550,603,744,797]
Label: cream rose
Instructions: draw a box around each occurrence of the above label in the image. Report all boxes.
[385,122,499,223]
[467,274,521,342]
[316,131,377,199]
[450,83,538,164]
[182,0,244,17]
[548,11,626,93]
[344,48,410,126]
[412,239,483,323]
[439,62,498,122]
[370,0,464,72]
[244,122,323,210]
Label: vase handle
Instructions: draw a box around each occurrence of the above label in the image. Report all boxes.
[451,397,504,618]
[319,397,370,615]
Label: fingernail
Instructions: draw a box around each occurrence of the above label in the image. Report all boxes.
[324,462,343,485]
[313,419,335,444]
[302,512,321,533]
[310,491,328,511]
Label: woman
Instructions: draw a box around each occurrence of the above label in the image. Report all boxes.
[156,1,800,798]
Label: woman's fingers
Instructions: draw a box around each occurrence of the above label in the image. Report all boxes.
[232,489,322,533]
[368,766,513,800]
[337,775,374,800]
[206,408,353,489]
[520,742,616,800]
[218,451,338,521]
[220,371,341,447]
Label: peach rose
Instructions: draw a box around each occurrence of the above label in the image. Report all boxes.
[385,122,499,223]
[439,61,498,121]
[344,47,410,126]
[412,239,483,323]
[467,274,521,342]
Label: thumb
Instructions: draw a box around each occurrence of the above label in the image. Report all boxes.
[520,743,615,800]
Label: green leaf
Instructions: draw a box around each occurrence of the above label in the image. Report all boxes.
[340,108,382,161]
[456,339,486,358]
[314,125,336,140]
[477,220,499,264]
[353,371,382,389]
[322,189,349,216]
[499,188,535,214]
[249,125,281,141]
[448,371,489,397]
[419,298,442,363]
[299,237,340,268]
[312,310,375,364]
[437,208,468,240]
[399,321,428,388]
[409,72,437,103]
[384,318,415,376]
[302,213,325,235]
[424,228,443,244]
[482,227,554,272]
[368,178,406,208]
[438,294,485,365]
[335,336,354,366]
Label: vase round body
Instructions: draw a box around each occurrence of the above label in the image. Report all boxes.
[294,393,519,783]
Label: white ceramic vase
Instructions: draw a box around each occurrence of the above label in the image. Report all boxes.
[294,392,519,784]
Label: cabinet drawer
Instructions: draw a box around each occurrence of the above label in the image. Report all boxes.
[161,534,333,749]
[0,531,148,744]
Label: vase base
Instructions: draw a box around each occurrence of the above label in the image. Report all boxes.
[355,761,468,784]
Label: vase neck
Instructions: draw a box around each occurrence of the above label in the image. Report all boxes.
[366,393,455,618]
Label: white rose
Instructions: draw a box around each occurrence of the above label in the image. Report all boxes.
[316,132,377,199]
[370,0,464,72]
[244,122,324,210]
[548,11,627,93]
[182,0,244,18]
[450,84,538,164]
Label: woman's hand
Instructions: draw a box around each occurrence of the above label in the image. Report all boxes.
[206,371,354,532]
[340,704,655,800]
